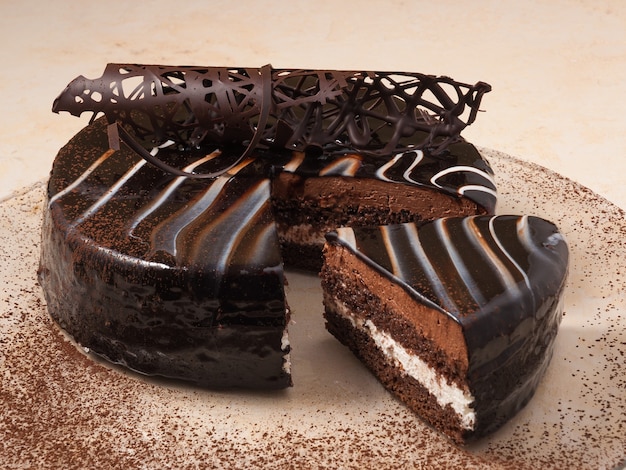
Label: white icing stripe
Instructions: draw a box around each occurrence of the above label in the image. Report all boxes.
[150,175,232,257]
[434,219,486,307]
[330,297,475,431]
[149,157,255,256]
[71,158,148,227]
[127,150,222,234]
[282,152,306,172]
[149,140,175,155]
[319,156,361,176]
[430,166,496,192]
[48,149,115,207]
[245,222,280,267]
[517,215,565,259]
[375,150,426,184]
[458,184,498,199]
[192,180,270,272]
[401,224,460,314]
[489,216,532,293]
[463,217,519,293]
[380,226,403,278]
[401,150,425,183]
[375,152,405,181]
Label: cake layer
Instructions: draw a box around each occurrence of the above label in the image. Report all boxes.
[321,215,569,442]
[324,300,473,444]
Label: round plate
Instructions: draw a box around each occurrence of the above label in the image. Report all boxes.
[1,150,625,469]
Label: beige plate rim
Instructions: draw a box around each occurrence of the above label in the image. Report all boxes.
[1,149,625,469]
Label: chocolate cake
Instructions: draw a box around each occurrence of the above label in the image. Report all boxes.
[321,215,569,443]
[39,64,496,389]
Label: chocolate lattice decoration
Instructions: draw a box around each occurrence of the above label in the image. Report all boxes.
[53,63,491,177]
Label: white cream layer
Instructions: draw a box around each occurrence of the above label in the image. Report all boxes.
[281,328,291,375]
[278,223,326,246]
[328,296,476,431]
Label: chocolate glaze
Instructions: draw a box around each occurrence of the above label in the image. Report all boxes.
[39,119,292,389]
[324,215,568,439]
[39,115,496,388]
[41,64,495,390]
[276,139,497,212]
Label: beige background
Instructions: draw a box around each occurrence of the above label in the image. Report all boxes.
[1,2,626,467]
[1,0,625,209]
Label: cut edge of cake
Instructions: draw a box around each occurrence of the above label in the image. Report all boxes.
[320,215,569,443]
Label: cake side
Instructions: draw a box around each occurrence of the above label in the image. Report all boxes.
[320,242,475,443]
[321,215,568,442]
[38,119,292,389]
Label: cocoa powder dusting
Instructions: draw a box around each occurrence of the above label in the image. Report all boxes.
[2,149,626,468]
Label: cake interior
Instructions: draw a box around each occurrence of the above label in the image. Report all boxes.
[39,117,493,391]
[320,241,474,444]
[272,172,484,271]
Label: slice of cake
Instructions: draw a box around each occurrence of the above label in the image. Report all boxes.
[41,65,497,390]
[320,215,569,443]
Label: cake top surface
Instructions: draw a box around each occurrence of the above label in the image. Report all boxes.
[48,118,498,268]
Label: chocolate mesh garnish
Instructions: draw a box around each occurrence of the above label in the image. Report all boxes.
[53,64,491,177]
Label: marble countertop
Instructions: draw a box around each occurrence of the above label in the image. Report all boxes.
[1,0,625,210]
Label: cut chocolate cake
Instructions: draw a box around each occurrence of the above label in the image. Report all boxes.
[321,215,569,443]
[39,64,496,390]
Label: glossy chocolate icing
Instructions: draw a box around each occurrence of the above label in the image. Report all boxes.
[40,65,496,390]
[324,215,568,439]
[39,108,497,388]
[39,120,292,388]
